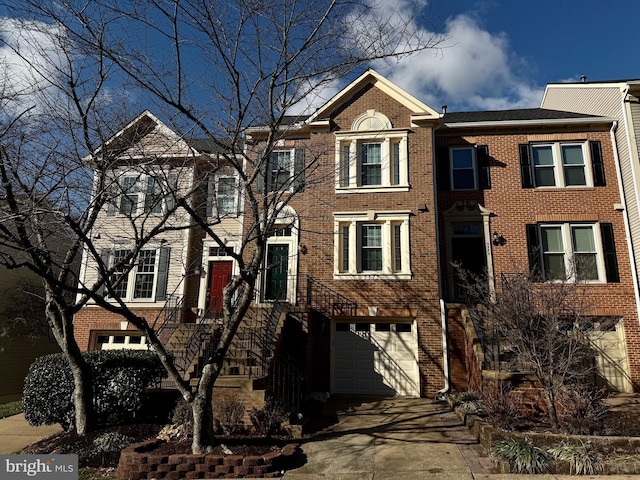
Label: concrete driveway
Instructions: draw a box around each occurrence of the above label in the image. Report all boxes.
[283,396,496,480]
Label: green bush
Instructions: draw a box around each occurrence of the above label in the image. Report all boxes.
[23,350,166,430]
[0,401,23,419]
[492,437,550,474]
[548,441,599,475]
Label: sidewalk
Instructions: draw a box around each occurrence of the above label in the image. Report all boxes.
[0,413,62,454]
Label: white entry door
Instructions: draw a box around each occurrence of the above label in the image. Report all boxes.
[332,321,420,396]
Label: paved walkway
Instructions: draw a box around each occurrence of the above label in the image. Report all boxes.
[0,413,62,454]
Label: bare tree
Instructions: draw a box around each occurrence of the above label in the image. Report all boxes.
[458,267,600,430]
[2,0,443,451]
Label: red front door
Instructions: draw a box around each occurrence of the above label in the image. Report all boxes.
[208,261,233,315]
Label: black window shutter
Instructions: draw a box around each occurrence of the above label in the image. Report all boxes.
[477,145,491,189]
[293,148,305,192]
[520,144,534,188]
[155,247,171,301]
[256,150,266,193]
[206,174,215,217]
[590,141,606,187]
[525,224,542,280]
[97,249,111,297]
[436,147,450,191]
[600,223,620,282]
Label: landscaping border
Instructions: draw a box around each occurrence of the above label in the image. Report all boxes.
[116,439,299,479]
[453,406,640,475]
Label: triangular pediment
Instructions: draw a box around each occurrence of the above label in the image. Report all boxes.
[306,69,441,126]
[96,110,198,161]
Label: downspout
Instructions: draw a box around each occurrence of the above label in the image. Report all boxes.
[432,114,451,398]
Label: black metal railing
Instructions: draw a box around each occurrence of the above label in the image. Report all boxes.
[266,352,305,413]
[153,295,184,343]
[305,275,358,317]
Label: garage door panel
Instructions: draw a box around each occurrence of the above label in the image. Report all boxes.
[333,322,419,397]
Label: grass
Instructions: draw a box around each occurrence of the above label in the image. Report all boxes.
[0,401,22,419]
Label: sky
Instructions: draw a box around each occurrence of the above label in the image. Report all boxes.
[371,0,640,112]
[0,0,639,117]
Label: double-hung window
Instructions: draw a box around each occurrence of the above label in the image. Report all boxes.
[257,148,305,193]
[336,134,408,191]
[520,141,605,188]
[526,222,619,282]
[438,145,491,191]
[100,247,171,301]
[335,212,410,279]
[207,173,237,217]
[109,172,175,216]
[450,147,477,190]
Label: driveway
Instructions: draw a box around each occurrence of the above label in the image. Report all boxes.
[283,396,496,480]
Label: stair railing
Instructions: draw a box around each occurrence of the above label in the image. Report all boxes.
[305,275,358,317]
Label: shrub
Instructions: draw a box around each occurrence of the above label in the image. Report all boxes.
[214,393,246,435]
[557,385,608,435]
[93,432,134,453]
[548,441,599,475]
[23,350,166,430]
[481,381,524,431]
[491,437,549,474]
[249,396,288,437]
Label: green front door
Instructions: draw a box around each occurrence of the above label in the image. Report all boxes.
[265,244,289,301]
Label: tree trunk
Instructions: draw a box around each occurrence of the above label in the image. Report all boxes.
[545,389,559,430]
[192,363,217,453]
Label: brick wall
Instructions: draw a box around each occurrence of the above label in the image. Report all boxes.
[437,127,640,390]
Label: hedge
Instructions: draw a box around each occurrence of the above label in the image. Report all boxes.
[23,349,167,430]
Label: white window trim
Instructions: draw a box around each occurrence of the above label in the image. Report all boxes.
[450,146,478,191]
[212,174,238,217]
[538,222,605,283]
[334,211,412,280]
[334,131,410,193]
[113,171,172,216]
[269,148,296,193]
[531,142,593,188]
[109,248,162,302]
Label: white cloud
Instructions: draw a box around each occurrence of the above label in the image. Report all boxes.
[374,12,545,111]
[0,18,68,118]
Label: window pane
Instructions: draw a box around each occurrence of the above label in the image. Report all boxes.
[452,170,475,189]
[394,224,402,271]
[542,226,563,252]
[361,143,382,186]
[375,323,391,332]
[119,194,137,215]
[451,149,473,168]
[111,249,131,298]
[392,142,400,185]
[218,177,235,195]
[562,145,584,165]
[134,250,156,298]
[341,225,350,271]
[335,322,350,331]
[396,323,411,333]
[355,323,370,332]
[544,253,566,280]
[576,254,598,280]
[533,146,556,187]
[144,177,163,214]
[270,151,291,190]
[361,224,383,271]
[341,144,350,187]
[572,226,595,252]
[217,197,235,215]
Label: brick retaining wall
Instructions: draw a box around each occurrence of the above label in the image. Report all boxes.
[116,438,298,479]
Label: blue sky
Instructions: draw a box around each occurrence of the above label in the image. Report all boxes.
[373,0,640,111]
[0,0,638,117]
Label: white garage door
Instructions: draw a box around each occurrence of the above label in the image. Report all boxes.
[333,321,420,396]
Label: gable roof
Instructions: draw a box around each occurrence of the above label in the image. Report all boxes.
[306,69,441,125]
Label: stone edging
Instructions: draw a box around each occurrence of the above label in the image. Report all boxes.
[116,438,299,479]
[453,406,640,475]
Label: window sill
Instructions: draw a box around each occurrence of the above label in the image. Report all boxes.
[88,299,166,307]
[336,185,410,194]
[532,186,595,192]
[333,272,413,280]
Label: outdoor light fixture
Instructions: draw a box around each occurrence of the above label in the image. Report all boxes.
[492,231,506,246]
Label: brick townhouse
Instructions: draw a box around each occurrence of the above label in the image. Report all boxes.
[74,70,640,403]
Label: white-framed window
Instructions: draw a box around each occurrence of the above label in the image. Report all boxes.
[108,172,175,216]
[100,247,170,301]
[335,212,411,279]
[257,148,305,193]
[336,134,408,192]
[207,174,237,217]
[530,142,591,188]
[538,223,602,281]
[450,147,477,190]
